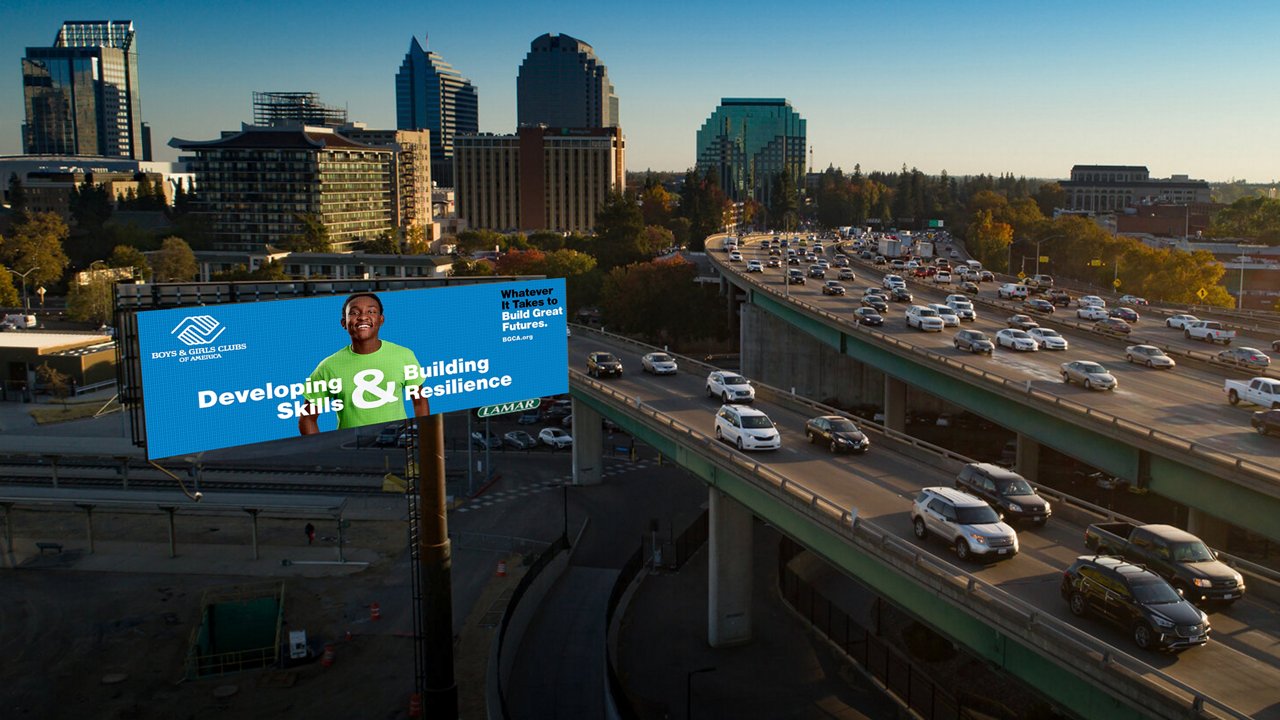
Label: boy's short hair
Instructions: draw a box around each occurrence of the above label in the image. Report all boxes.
[341,292,383,317]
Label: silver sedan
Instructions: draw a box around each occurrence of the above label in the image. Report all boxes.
[1060,361,1117,390]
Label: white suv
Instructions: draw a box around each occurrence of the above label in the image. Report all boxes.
[714,404,781,451]
[905,305,945,331]
[946,299,976,322]
[706,371,755,404]
[911,487,1019,562]
[997,283,1029,300]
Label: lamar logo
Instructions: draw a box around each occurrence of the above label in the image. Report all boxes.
[172,315,226,346]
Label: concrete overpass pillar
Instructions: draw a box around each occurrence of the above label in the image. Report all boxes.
[883,377,906,433]
[1187,508,1230,549]
[708,488,753,648]
[570,398,603,486]
[1015,433,1040,484]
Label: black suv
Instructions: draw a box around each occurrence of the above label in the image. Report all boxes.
[1061,555,1210,652]
[586,352,623,378]
[955,463,1050,525]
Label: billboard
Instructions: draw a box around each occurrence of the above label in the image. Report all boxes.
[136,279,568,459]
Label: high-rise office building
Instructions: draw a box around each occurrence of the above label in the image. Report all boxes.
[395,36,477,188]
[253,91,348,128]
[454,126,624,233]
[695,98,806,204]
[21,20,145,159]
[516,33,619,129]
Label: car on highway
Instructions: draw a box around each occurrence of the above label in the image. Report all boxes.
[1217,347,1272,370]
[1076,305,1109,321]
[1027,327,1069,351]
[905,305,945,331]
[959,280,980,294]
[882,274,905,289]
[1165,314,1200,329]
[1118,294,1149,306]
[1006,314,1039,331]
[805,415,870,453]
[860,250,874,260]
[1022,298,1055,315]
[933,271,952,284]
[539,427,573,449]
[860,294,889,312]
[995,328,1038,351]
[890,259,907,270]
[766,257,781,268]
[706,371,755,404]
[586,351,623,378]
[837,268,855,280]
[728,251,743,262]
[873,255,887,265]
[1061,360,1118,390]
[1109,307,1140,323]
[1125,345,1176,369]
[787,256,801,266]
[978,271,995,283]
[641,352,679,375]
[1077,295,1106,308]
[808,264,826,278]
[745,260,763,273]
[714,404,781,451]
[998,283,1029,300]
[834,255,850,267]
[911,487,1019,563]
[1046,289,1073,307]
[1060,555,1210,652]
[954,463,1051,525]
[853,307,883,326]
[889,286,913,303]
[928,303,960,327]
[471,430,503,449]
[787,269,805,284]
[1252,409,1280,436]
[1274,339,1280,352]
[503,430,539,450]
[1094,317,1133,335]
[821,280,847,296]
[954,329,994,355]
[946,299,976,322]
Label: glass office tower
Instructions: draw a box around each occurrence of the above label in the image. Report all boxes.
[695,98,806,203]
[516,33,619,129]
[22,20,144,159]
[395,36,478,187]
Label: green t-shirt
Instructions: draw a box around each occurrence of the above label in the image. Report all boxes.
[305,340,423,429]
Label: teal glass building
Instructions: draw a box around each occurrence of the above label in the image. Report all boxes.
[695,98,806,203]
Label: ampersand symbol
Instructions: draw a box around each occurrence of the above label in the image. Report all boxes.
[352,369,397,409]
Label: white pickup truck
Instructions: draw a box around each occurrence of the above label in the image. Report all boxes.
[1225,377,1280,408]
[1184,320,1235,345]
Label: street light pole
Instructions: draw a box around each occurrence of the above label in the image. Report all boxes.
[4,267,40,311]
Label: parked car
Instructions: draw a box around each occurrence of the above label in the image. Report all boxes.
[706,371,755,404]
[1061,555,1211,652]
[1094,317,1133,335]
[821,280,847,296]
[1165,314,1200,329]
[954,329,994,355]
[1006,314,1039,331]
[586,351,623,378]
[1125,345,1176,369]
[1217,347,1271,370]
[539,427,574,449]
[641,352,679,375]
[517,409,542,424]
[714,404,781,451]
[374,424,402,447]
[954,463,1050,525]
[995,328,1038,351]
[1027,327,1069,350]
[503,430,538,450]
[1251,409,1280,436]
[1060,360,1118,390]
[853,307,883,326]
[804,415,870,454]
[911,487,1019,562]
[470,430,503,449]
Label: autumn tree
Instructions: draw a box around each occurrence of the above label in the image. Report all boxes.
[66,265,116,325]
[678,169,728,250]
[107,244,151,280]
[449,259,495,277]
[1209,196,1280,244]
[639,176,675,227]
[35,362,72,405]
[152,236,198,281]
[2,211,70,287]
[966,210,1014,273]
[0,264,20,306]
[599,257,728,345]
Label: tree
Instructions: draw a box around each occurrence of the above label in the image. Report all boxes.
[639,179,675,227]
[2,211,70,286]
[528,231,566,251]
[107,244,151,280]
[285,213,330,252]
[599,257,728,345]
[69,177,113,229]
[66,266,115,325]
[1209,196,1280,244]
[364,231,400,254]
[152,236,198,281]
[449,259,495,277]
[0,264,19,306]
[1033,182,1066,217]
[768,171,799,231]
[7,173,26,215]
[678,169,727,250]
[966,210,1014,273]
[35,362,72,405]
[210,259,287,281]
[592,192,648,270]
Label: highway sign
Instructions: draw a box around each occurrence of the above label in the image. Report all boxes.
[1089,259,1103,267]
[1196,287,1208,301]
[1017,271,1027,279]
[1039,256,1049,263]
[477,398,541,418]
[1112,278,1122,288]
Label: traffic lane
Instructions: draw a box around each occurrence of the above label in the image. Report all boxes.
[570,333,1280,706]
[729,259,1280,467]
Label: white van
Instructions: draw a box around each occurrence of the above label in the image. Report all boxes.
[714,404,781,451]
[966,260,983,271]
[2,313,37,329]
[997,283,1029,300]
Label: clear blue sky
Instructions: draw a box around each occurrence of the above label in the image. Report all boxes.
[2,0,1276,182]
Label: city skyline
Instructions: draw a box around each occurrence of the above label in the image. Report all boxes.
[1,1,1277,182]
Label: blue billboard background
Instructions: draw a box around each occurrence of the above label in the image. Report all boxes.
[136,279,569,459]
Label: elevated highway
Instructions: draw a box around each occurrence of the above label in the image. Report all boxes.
[567,329,1280,719]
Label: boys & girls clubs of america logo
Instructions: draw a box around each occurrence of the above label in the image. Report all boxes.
[151,316,248,363]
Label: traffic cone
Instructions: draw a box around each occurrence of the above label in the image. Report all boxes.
[370,602,382,621]
[408,693,422,718]
[496,560,507,577]
[322,643,335,668]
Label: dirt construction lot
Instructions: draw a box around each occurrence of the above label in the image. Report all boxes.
[1,505,513,720]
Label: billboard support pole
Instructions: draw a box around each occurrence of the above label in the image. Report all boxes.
[418,413,457,717]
